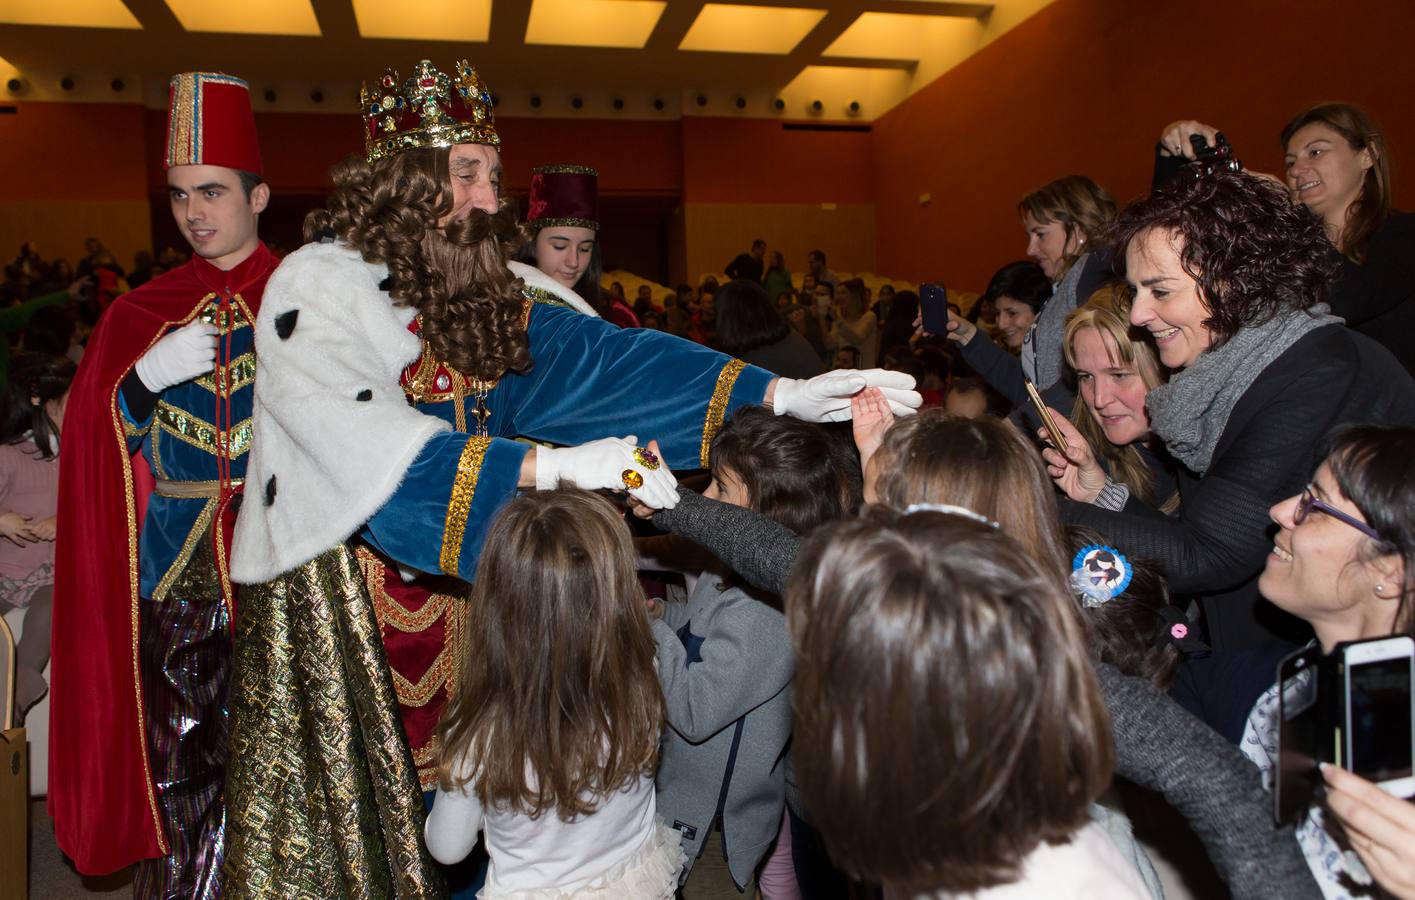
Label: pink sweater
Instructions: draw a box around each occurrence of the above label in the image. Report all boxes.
[0,439,59,583]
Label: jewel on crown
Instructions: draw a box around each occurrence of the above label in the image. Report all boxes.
[360,58,499,162]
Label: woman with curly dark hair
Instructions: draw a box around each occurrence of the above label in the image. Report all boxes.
[1047,170,1415,654]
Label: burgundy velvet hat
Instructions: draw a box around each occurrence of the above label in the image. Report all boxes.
[527,165,599,231]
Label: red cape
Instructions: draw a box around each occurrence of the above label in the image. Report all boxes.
[48,244,276,874]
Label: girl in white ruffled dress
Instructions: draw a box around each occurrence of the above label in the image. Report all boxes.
[425,487,684,899]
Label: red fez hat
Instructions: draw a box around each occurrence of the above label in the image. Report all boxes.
[166,72,263,175]
[527,165,599,231]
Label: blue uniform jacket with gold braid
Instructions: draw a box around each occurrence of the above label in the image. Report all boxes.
[230,240,773,585]
[120,297,256,599]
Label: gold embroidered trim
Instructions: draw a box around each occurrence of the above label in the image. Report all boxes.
[150,498,219,603]
[440,437,491,577]
[389,652,454,707]
[151,420,167,480]
[196,298,252,334]
[155,401,253,458]
[528,217,599,232]
[522,286,569,310]
[700,359,747,468]
[194,352,256,394]
[168,74,197,167]
[112,302,209,855]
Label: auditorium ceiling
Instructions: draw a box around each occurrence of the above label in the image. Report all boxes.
[0,0,1053,120]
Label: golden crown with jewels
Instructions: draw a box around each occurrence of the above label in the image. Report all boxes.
[360,59,499,163]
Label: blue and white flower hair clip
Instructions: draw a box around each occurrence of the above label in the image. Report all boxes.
[903,503,1000,528]
[1071,544,1133,608]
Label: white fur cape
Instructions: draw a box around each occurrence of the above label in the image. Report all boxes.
[229,243,594,584]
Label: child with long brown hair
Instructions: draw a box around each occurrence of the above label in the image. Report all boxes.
[425,488,684,897]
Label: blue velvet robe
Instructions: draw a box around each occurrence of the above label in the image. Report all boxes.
[360,298,775,580]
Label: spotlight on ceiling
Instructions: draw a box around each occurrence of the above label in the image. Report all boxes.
[310,89,324,104]
[60,77,76,92]
[695,94,708,108]
[264,88,277,103]
[111,78,125,93]
[734,96,746,110]
[530,94,542,109]
[6,78,24,95]
[848,100,860,114]
[570,96,583,110]
[811,99,823,113]
[612,97,624,111]
[652,98,664,111]
[772,98,785,112]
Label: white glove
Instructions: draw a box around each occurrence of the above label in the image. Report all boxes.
[135,319,218,393]
[772,369,922,423]
[535,436,679,510]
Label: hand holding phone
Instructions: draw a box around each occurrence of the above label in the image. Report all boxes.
[919,283,950,336]
[1024,378,1069,453]
[1343,636,1415,798]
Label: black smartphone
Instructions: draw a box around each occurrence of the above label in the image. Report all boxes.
[920,283,950,336]
[1276,644,1324,825]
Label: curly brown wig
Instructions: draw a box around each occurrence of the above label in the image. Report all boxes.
[305,147,531,382]
[1110,170,1338,350]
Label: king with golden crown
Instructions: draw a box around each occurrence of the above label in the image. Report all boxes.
[220,57,917,898]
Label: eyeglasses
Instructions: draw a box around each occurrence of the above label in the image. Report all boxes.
[1294,484,1383,541]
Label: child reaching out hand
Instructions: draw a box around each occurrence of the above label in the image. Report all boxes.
[425,488,684,898]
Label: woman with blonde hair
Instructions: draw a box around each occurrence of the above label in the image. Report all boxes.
[1040,287,1177,513]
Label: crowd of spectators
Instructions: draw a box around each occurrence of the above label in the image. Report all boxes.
[10,98,1415,900]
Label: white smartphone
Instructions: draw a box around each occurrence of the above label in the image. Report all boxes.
[1342,635,1415,797]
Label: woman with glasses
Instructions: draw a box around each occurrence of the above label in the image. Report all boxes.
[1051,171,1415,653]
[1239,425,1415,898]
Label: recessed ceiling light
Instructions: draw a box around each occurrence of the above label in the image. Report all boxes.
[823,11,978,62]
[164,0,320,36]
[353,0,491,42]
[679,4,827,55]
[1,0,140,29]
[525,0,666,49]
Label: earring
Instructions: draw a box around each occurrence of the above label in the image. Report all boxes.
[1375,584,1390,597]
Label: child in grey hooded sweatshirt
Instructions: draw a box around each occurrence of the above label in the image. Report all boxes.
[649,406,859,895]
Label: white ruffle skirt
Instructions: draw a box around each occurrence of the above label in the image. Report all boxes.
[480,819,686,900]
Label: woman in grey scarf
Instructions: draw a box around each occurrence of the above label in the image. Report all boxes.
[1052,170,1415,652]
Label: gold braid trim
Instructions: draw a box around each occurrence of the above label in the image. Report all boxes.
[113,302,210,855]
[439,436,492,577]
[699,359,747,468]
[149,497,219,603]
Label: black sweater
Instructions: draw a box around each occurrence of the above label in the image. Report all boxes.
[1327,211,1415,374]
[1065,325,1415,650]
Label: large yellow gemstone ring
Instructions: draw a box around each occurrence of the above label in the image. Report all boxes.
[621,469,644,490]
[632,447,661,470]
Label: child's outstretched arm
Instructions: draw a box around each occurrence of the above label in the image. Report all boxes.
[424,778,486,866]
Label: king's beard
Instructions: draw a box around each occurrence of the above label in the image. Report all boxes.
[411,203,533,380]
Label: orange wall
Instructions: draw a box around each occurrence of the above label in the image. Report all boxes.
[873,0,1415,290]
[0,103,149,201]
[681,117,873,204]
